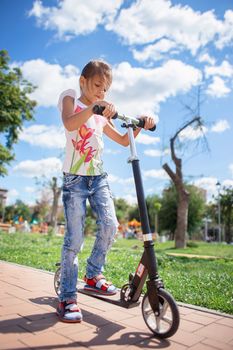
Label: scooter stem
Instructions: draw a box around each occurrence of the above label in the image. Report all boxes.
[127,127,158,280]
[127,127,138,161]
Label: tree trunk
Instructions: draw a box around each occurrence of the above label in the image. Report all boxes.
[163,117,202,249]
[175,187,189,248]
[50,177,62,230]
[225,221,232,244]
[50,191,60,229]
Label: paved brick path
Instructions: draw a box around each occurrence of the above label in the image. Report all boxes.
[0,261,233,350]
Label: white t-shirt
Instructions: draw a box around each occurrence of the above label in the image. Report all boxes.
[58,89,107,176]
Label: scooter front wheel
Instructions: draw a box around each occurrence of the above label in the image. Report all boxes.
[142,288,180,338]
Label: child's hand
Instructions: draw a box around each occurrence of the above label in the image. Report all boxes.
[139,116,155,130]
[93,101,116,120]
[103,103,116,120]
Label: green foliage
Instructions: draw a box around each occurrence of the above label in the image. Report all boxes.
[4,198,52,224]
[31,198,51,224]
[0,50,36,176]
[159,184,177,234]
[146,194,161,232]
[125,194,162,231]
[158,183,205,237]
[114,198,131,223]
[186,241,199,248]
[187,185,205,235]
[220,187,233,243]
[0,144,13,176]
[4,199,32,222]
[128,204,140,222]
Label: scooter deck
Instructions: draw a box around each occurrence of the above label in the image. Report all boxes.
[77,280,140,309]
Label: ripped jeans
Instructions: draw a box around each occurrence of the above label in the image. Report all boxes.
[59,173,119,302]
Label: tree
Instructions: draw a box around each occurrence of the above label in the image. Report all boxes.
[145,194,161,233]
[50,177,62,229]
[128,204,140,223]
[159,184,178,238]
[0,50,36,176]
[163,116,204,248]
[4,199,31,222]
[187,185,206,236]
[114,198,131,223]
[220,187,233,243]
[32,195,51,224]
[159,183,206,240]
[35,175,62,229]
[3,204,15,223]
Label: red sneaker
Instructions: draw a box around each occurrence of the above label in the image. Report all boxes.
[84,274,117,295]
[56,300,83,323]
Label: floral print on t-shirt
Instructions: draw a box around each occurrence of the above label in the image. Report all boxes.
[70,105,99,175]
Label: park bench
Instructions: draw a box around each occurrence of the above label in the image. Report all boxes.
[0,223,12,233]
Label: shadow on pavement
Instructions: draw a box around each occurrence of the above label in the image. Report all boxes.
[1,296,170,349]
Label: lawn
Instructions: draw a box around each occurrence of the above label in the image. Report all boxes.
[0,231,232,314]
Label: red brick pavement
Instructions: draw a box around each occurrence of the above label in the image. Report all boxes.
[0,261,232,350]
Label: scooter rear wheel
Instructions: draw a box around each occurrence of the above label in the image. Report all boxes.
[142,288,180,338]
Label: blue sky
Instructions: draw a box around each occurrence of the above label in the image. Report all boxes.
[1,0,233,206]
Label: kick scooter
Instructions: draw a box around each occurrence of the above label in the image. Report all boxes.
[54,106,180,338]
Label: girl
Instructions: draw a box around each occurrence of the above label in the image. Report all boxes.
[57,60,155,323]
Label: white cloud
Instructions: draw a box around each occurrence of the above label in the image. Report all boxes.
[29,0,233,59]
[107,174,136,204]
[29,0,123,40]
[6,189,19,205]
[143,168,169,180]
[194,177,233,201]
[19,124,65,149]
[106,0,233,55]
[205,60,233,78]
[144,149,162,157]
[7,189,19,198]
[136,133,160,145]
[107,174,119,183]
[117,193,137,205]
[211,120,230,133]
[108,173,134,185]
[198,53,216,65]
[25,186,37,193]
[194,177,218,200]
[14,59,79,107]
[110,60,202,115]
[13,157,62,178]
[16,59,201,116]
[207,76,230,98]
[215,10,233,49]
[104,148,121,155]
[222,179,233,188]
[179,125,208,141]
[144,148,170,157]
[107,0,217,52]
[229,164,233,177]
[132,38,178,62]
[174,118,229,141]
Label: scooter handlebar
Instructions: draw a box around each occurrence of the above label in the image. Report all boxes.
[92,105,156,132]
[136,118,156,131]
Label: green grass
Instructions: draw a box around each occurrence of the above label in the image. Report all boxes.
[0,231,233,314]
[162,240,233,259]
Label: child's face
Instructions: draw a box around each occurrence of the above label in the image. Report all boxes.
[80,74,110,104]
